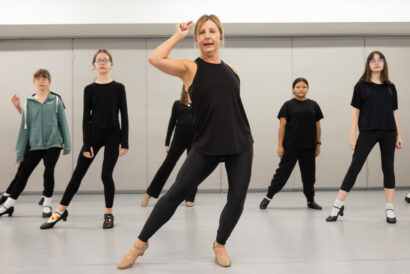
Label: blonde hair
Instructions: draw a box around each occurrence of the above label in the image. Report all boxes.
[194,14,224,41]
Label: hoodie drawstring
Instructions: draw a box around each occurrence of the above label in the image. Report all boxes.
[56,96,59,113]
[24,99,27,129]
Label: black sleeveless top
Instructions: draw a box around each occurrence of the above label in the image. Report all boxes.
[188,58,253,155]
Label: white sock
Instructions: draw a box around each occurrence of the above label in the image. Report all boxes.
[330,200,344,217]
[1,198,16,213]
[264,196,272,201]
[2,193,10,197]
[406,192,410,198]
[42,197,52,213]
[386,203,395,219]
[47,209,64,223]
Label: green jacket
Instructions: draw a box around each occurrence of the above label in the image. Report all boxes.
[16,93,71,161]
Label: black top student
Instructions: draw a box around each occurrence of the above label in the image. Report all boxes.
[260,78,323,210]
[118,14,253,270]
[141,87,197,207]
[326,51,403,224]
[41,49,129,230]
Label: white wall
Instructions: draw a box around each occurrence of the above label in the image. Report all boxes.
[2,0,410,38]
[2,0,410,24]
[0,36,409,195]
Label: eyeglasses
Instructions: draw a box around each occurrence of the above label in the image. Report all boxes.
[34,77,49,81]
[95,59,111,64]
[369,59,384,63]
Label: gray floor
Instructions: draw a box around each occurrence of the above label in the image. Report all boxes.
[1,191,410,274]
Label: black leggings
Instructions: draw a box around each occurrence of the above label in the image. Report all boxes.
[340,130,396,192]
[138,146,253,245]
[266,147,316,201]
[60,128,120,208]
[10,147,61,200]
[146,126,197,202]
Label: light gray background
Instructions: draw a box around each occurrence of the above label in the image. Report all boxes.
[0,36,408,193]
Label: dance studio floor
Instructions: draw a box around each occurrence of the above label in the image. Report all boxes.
[1,190,410,274]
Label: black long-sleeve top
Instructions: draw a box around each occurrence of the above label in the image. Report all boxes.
[165,100,193,146]
[83,81,129,151]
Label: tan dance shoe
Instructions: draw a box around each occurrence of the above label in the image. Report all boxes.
[213,241,231,267]
[185,201,194,207]
[141,193,151,207]
[117,241,149,270]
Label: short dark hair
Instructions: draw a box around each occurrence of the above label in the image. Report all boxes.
[292,77,308,88]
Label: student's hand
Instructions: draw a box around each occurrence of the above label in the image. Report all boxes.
[349,137,356,150]
[83,147,94,158]
[165,146,169,153]
[119,144,128,156]
[315,145,321,157]
[278,146,284,158]
[15,161,20,165]
[11,95,20,108]
[252,153,255,160]
[396,136,403,149]
[175,21,193,39]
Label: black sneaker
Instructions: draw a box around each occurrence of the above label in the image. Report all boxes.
[103,214,114,229]
[307,201,322,210]
[405,195,410,203]
[259,197,271,209]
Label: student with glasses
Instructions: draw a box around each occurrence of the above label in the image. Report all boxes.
[40,49,129,230]
[326,51,403,224]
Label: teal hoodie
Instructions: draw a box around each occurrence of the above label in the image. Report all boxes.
[15,93,71,161]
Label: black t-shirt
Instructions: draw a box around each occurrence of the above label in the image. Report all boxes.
[351,80,398,131]
[278,98,323,149]
[165,100,193,146]
[188,58,253,155]
[83,81,129,151]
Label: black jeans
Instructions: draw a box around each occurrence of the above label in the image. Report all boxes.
[10,147,62,200]
[138,146,253,245]
[60,128,120,208]
[266,146,316,202]
[341,130,396,192]
[146,125,197,202]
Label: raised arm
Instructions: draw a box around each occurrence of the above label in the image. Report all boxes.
[148,21,197,88]
[11,95,22,114]
[350,107,360,150]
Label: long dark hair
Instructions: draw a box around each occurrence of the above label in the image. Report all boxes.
[360,51,392,84]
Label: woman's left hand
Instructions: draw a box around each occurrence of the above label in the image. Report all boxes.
[119,145,129,156]
[396,136,403,149]
[315,145,321,157]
